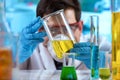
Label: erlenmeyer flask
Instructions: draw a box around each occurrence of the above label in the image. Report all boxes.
[60,53,77,80]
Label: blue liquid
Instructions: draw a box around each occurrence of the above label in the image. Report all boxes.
[91,45,99,79]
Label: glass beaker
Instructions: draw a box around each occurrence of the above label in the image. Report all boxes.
[111,0,120,79]
[0,33,13,80]
[60,53,77,80]
[90,15,99,79]
[99,51,111,80]
[42,9,76,59]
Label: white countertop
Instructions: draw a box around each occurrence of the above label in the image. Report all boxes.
[12,68,91,80]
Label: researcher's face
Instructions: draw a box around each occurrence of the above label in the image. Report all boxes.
[43,8,83,46]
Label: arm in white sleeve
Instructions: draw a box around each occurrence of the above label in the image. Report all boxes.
[99,36,111,52]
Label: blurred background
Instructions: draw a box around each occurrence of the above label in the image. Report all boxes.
[5,0,112,42]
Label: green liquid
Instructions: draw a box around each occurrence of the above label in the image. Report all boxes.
[99,68,110,80]
[60,66,77,80]
[91,68,99,78]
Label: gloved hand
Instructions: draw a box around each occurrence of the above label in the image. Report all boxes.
[18,16,46,63]
[70,42,91,69]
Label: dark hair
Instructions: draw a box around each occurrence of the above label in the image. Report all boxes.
[36,0,81,22]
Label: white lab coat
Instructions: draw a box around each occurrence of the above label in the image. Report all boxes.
[19,34,111,70]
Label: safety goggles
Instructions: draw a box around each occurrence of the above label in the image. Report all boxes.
[69,21,82,31]
[39,21,82,33]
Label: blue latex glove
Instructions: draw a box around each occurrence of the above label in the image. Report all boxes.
[18,16,46,63]
[70,42,91,69]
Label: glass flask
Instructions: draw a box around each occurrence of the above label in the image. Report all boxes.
[42,9,77,80]
[90,15,99,79]
[0,0,11,33]
[42,9,76,59]
[60,53,77,80]
[99,51,111,80]
[0,0,12,80]
[111,0,120,79]
[0,33,13,80]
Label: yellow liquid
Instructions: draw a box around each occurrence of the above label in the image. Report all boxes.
[52,40,73,59]
[99,68,110,79]
[112,12,120,79]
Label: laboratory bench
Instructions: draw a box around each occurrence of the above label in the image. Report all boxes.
[12,68,91,80]
[12,68,112,80]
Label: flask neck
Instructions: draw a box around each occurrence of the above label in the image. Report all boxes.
[0,0,5,21]
[0,0,11,33]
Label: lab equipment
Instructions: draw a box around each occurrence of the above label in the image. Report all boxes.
[90,15,99,79]
[42,9,77,80]
[70,42,91,69]
[60,53,77,80]
[99,51,111,80]
[111,0,120,79]
[0,0,12,79]
[0,34,13,80]
[18,16,46,63]
[0,0,11,33]
[42,9,75,59]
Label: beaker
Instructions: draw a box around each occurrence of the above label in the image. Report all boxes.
[111,0,120,79]
[42,9,76,59]
[60,53,77,80]
[42,9,77,79]
[99,51,111,80]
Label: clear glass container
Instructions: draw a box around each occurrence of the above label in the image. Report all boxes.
[111,0,120,79]
[42,9,77,80]
[60,53,77,80]
[90,15,99,79]
[0,0,12,79]
[42,9,76,59]
[99,51,111,80]
[0,33,13,80]
[0,0,11,33]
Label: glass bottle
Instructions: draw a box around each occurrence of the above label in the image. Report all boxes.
[90,15,99,79]
[111,0,120,79]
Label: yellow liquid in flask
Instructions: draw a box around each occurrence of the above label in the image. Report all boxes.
[112,12,120,80]
[52,40,73,59]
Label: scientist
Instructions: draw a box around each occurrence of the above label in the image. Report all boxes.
[18,0,111,70]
